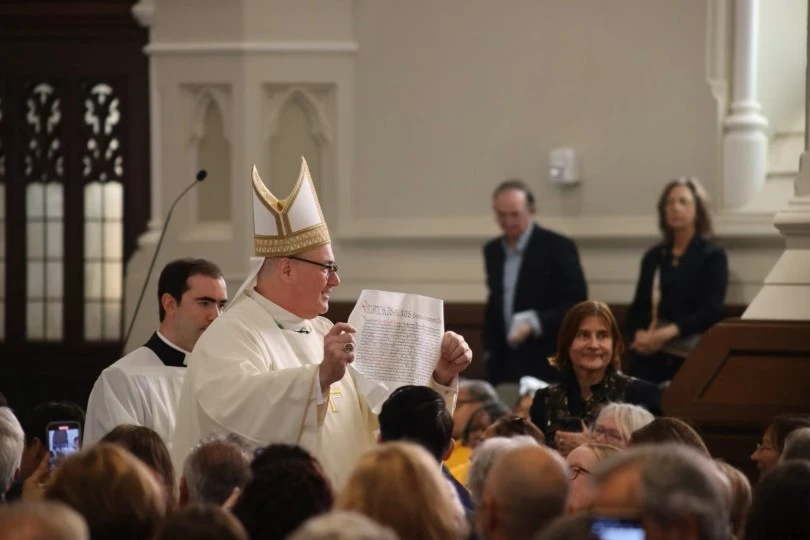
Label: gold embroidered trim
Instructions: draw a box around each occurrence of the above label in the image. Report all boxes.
[254,224,331,257]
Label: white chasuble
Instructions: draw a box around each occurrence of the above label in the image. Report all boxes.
[172,289,408,488]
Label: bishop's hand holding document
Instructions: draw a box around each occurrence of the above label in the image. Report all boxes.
[348,289,448,413]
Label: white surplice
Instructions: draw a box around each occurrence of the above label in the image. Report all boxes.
[171,288,457,488]
[84,333,187,446]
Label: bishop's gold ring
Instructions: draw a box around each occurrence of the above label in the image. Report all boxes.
[343,343,355,353]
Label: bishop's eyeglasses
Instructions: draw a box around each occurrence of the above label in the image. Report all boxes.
[288,255,340,277]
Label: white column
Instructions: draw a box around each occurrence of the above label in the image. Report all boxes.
[722,0,769,209]
[743,2,810,320]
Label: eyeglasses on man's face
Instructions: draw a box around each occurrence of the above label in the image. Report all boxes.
[288,255,340,277]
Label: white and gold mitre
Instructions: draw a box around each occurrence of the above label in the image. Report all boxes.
[252,157,331,257]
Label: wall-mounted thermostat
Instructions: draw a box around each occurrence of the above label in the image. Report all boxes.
[549,147,581,186]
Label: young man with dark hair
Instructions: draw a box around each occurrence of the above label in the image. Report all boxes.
[379,385,473,511]
[85,258,227,445]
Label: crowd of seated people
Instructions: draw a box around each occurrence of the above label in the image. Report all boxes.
[2,287,810,540]
[0,174,801,540]
[4,375,810,540]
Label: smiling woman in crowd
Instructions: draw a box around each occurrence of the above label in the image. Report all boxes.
[529,300,660,455]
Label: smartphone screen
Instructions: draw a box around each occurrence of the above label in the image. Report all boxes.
[46,421,81,470]
[591,517,645,540]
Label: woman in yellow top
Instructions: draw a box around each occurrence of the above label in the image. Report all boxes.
[450,412,543,485]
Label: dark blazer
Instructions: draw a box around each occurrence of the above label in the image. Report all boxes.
[625,236,728,339]
[528,370,661,447]
[483,224,587,385]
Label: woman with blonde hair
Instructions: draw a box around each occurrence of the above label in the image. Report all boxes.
[591,402,655,448]
[714,460,751,540]
[45,443,165,540]
[565,442,621,512]
[336,442,466,540]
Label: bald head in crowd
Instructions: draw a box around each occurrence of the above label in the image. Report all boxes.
[0,501,88,540]
[477,445,569,540]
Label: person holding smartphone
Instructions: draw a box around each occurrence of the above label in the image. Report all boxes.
[529,301,660,455]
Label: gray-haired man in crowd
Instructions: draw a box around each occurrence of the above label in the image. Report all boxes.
[591,443,730,540]
[179,433,253,507]
[453,380,499,439]
[0,407,24,503]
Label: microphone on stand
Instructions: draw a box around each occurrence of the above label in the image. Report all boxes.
[123,170,208,347]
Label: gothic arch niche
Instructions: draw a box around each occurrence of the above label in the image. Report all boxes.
[189,87,231,223]
[264,86,333,211]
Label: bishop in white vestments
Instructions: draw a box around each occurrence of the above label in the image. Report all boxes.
[171,159,472,487]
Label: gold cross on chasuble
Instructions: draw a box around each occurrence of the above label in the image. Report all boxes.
[329,387,343,412]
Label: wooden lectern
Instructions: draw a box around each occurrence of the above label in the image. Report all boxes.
[663,319,810,479]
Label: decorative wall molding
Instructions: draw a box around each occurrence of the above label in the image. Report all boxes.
[264,86,333,146]
[145,41,359,56]
[182,84,233,227]
[188,86,233,143]
[335,212,781,243]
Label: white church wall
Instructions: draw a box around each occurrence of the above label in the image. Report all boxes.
[124,0,784,351]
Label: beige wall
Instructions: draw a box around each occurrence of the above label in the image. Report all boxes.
[330,0,779,305]
[352,0,719,219]
[126,0,786,350]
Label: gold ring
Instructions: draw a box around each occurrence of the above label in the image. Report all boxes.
[343,343,355,353]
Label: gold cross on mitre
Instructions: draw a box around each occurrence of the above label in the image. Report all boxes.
[328,387,343,413]
[251,157,331,258]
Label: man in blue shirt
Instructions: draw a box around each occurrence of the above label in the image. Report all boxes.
[483,180,587,385]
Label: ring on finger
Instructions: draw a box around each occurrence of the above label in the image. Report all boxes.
[343,343,355,353]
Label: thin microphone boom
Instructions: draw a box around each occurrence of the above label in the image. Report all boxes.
[123,170,208,347]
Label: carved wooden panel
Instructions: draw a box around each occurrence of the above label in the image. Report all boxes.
[664,318,810,479]
[0,0,149,423]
